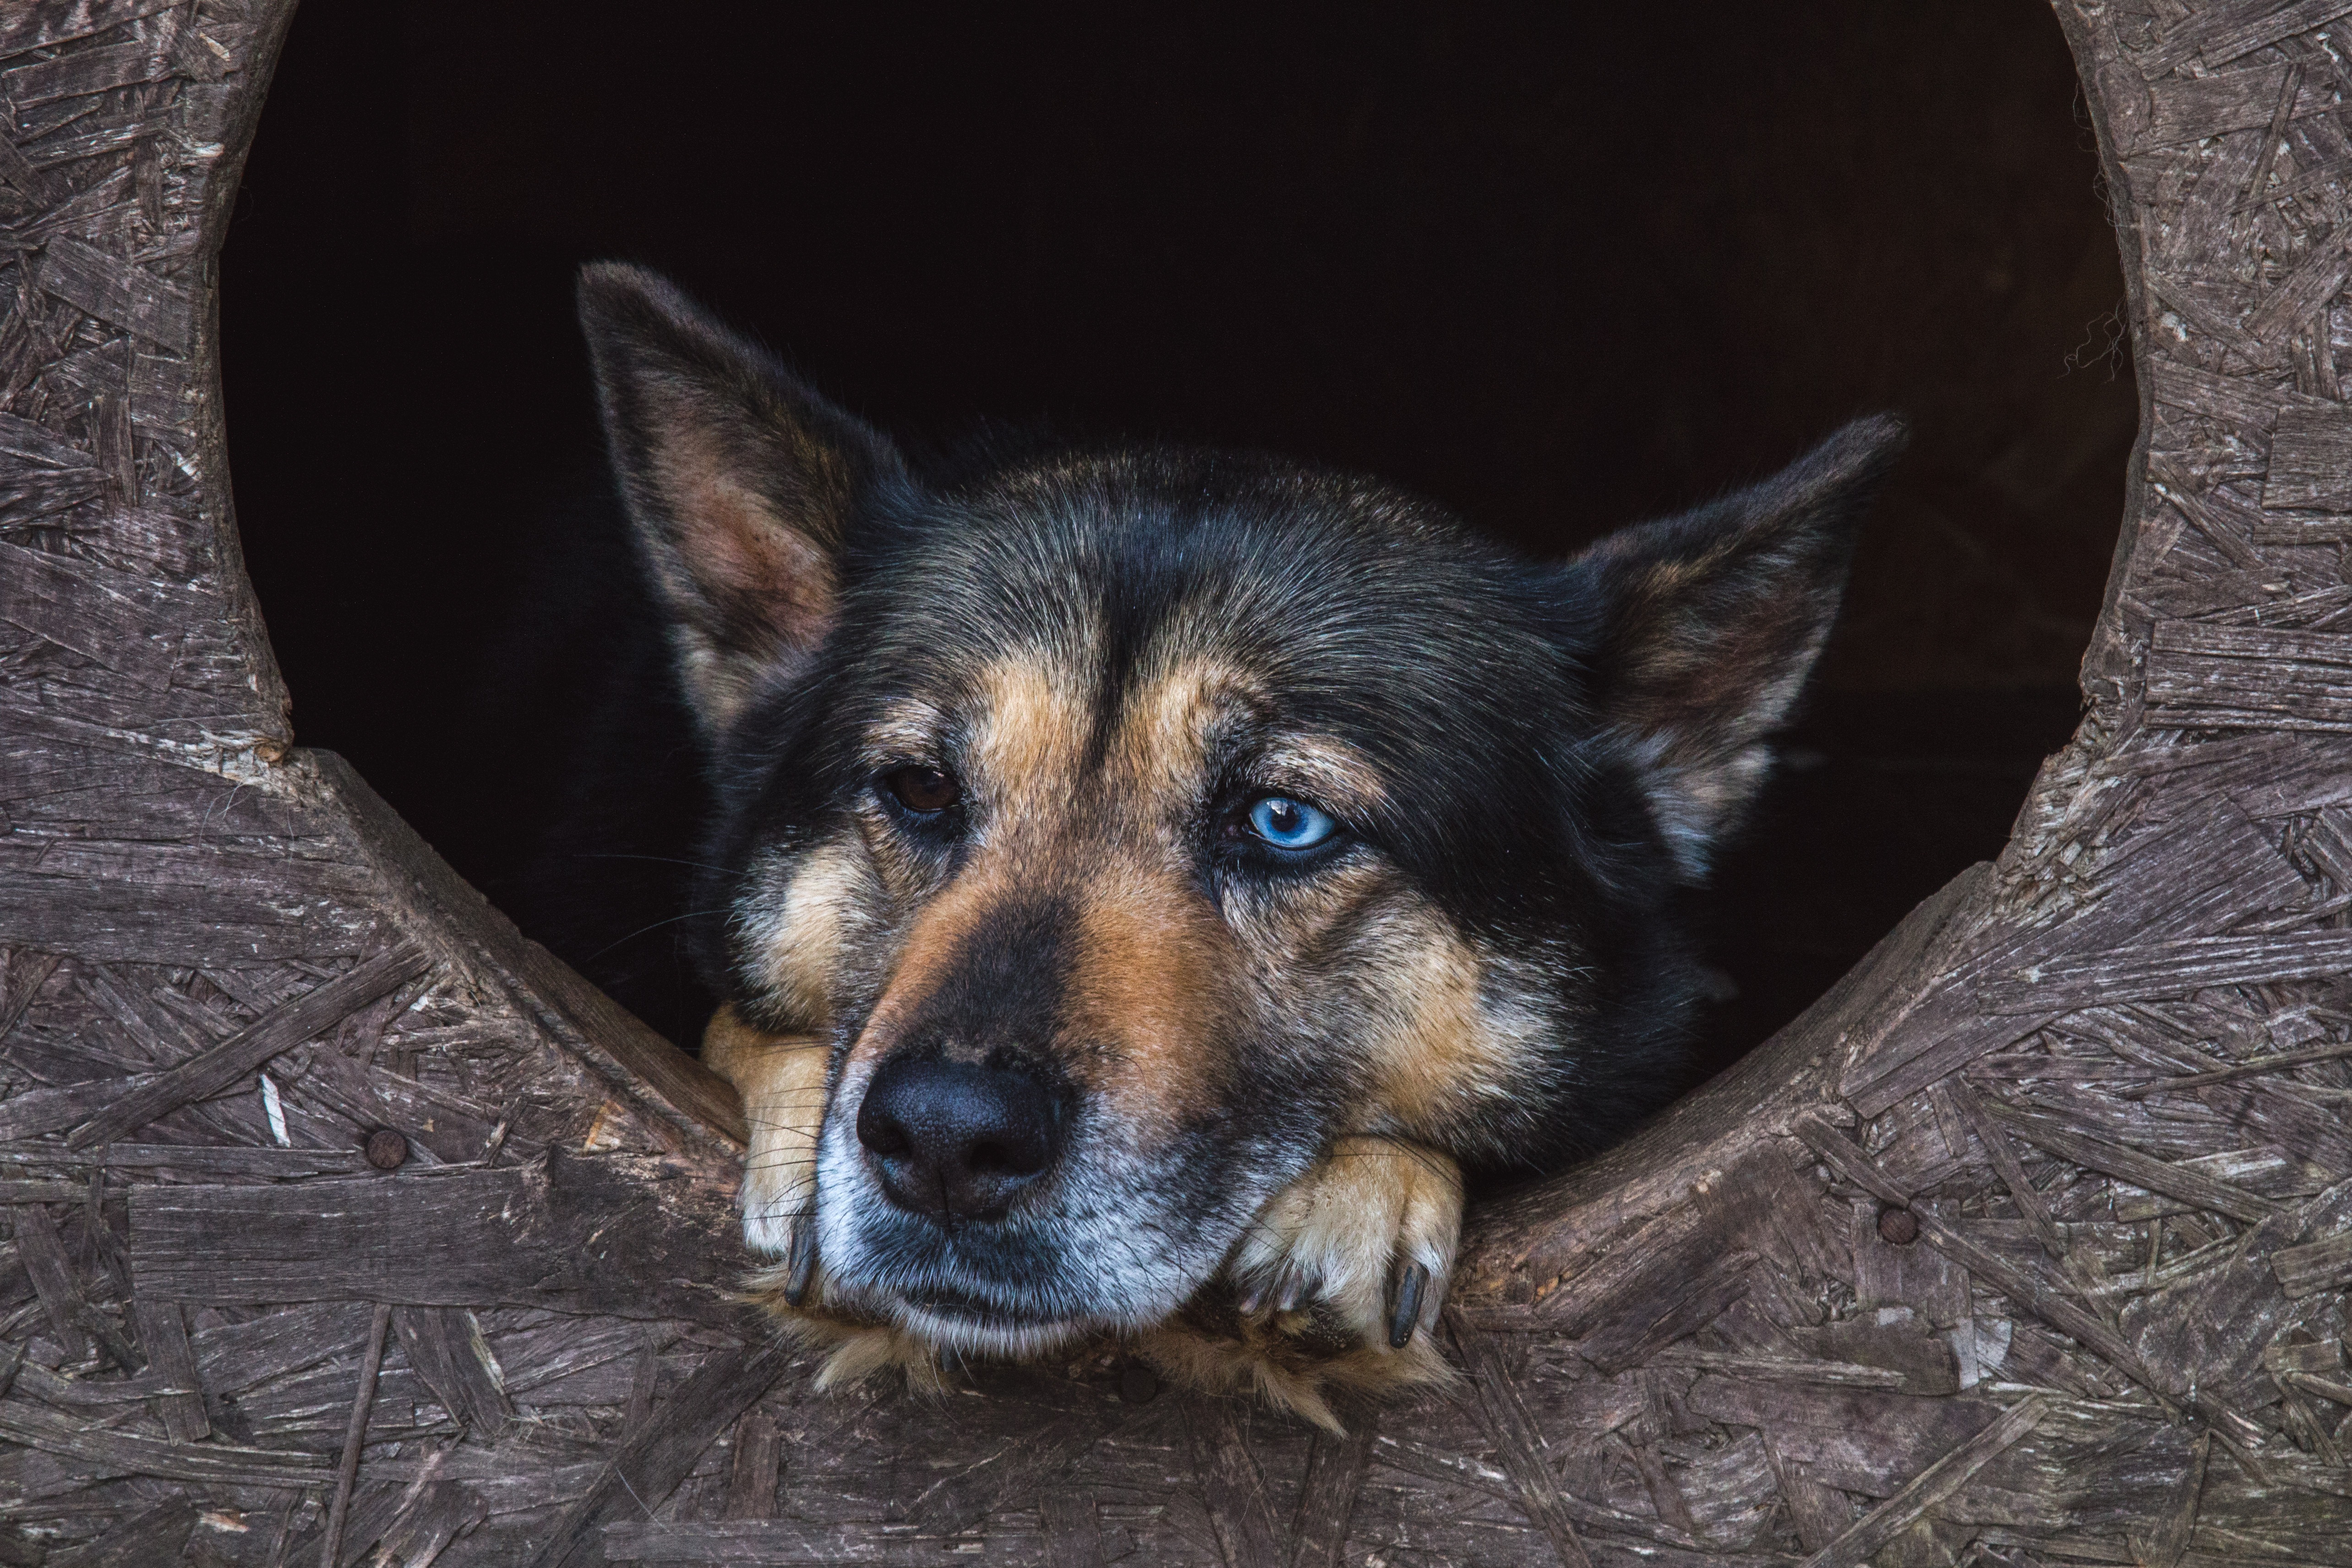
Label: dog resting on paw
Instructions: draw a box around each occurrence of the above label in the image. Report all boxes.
[577,261,1904,1428]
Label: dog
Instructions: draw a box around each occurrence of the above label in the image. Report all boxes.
[575,261,1903,1425]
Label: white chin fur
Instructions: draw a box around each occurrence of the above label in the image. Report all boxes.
[886,1300,1105,1359]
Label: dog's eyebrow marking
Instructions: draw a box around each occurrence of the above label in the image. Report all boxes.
[863,698,953,767]
[1114,660,1392,825]
[973,653,1092,792]
[1112,659,1252,804]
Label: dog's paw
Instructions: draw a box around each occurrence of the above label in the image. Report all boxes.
[1233,1135,1463,1350]
[702,1003,831,1302]
[704,1008,934,1390]
[1141,1137,1463,1430]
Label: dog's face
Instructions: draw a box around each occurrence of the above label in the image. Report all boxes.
[579,265,1903,1353]
[713,472,1634,1350]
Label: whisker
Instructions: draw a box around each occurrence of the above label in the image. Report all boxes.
[567,851,746,877]
[579,908,733,960]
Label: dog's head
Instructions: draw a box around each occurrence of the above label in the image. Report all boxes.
[579,264,1903,1352]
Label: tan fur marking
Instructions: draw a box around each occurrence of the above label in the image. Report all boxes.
[1350,904,1528,1139]
[1138,1312,1453,1435]
[862,697,953,769]
[971,654,1090,800]
[841,656,1104,1078]
[843,867,1015,1071]
[1109,659,1241,809]
[747,837,872,1032]
[1112,661,1386,822]
[1062,859,1236,1137]
[1156,1136,1463,1432]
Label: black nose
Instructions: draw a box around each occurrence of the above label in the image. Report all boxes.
[855,1053,1066,1222]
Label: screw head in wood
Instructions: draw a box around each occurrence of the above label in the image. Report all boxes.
[1877,1205,1919,1245]
[1118,1361,1160,1404]
[365,1128,409,1171]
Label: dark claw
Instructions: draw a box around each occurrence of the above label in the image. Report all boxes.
[1386,1260,1429,1350]
[1274,1269,1311,1314]
[783,1219,819,1307]
[1236,1280,1267,1316]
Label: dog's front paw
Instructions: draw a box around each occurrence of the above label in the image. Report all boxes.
[1141,1137,1463,1429]
[702,1003,831,1302]
[1233,1135,1464,1350]
[704,1007,928,1389]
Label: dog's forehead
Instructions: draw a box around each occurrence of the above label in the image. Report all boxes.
[836,460,1558,816]
[879,457,1432,658]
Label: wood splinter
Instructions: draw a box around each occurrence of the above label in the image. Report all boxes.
[319,1301,393,1568]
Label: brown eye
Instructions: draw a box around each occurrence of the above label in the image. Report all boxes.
[884,766,960,813]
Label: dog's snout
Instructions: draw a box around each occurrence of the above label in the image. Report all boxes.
[856,1053,1065,1222]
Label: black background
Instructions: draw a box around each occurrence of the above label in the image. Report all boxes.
[220,3,2136,1071]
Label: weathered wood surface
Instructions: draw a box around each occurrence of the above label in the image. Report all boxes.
[0,0,2348,1562]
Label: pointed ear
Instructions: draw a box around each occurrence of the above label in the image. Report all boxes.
[577,262,905,735]
[1568,414,1907,878]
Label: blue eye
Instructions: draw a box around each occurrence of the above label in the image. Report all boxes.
[1247,795,1338,851]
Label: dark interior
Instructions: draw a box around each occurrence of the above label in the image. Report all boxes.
[220,3,2134,1077]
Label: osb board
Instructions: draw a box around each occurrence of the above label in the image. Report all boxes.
[0,1,2348,1564]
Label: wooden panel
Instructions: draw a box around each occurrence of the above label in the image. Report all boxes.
[126,1151,751,1327]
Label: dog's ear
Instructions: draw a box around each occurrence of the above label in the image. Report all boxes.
[578,262,904,735]
[1566,414,1907,878]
